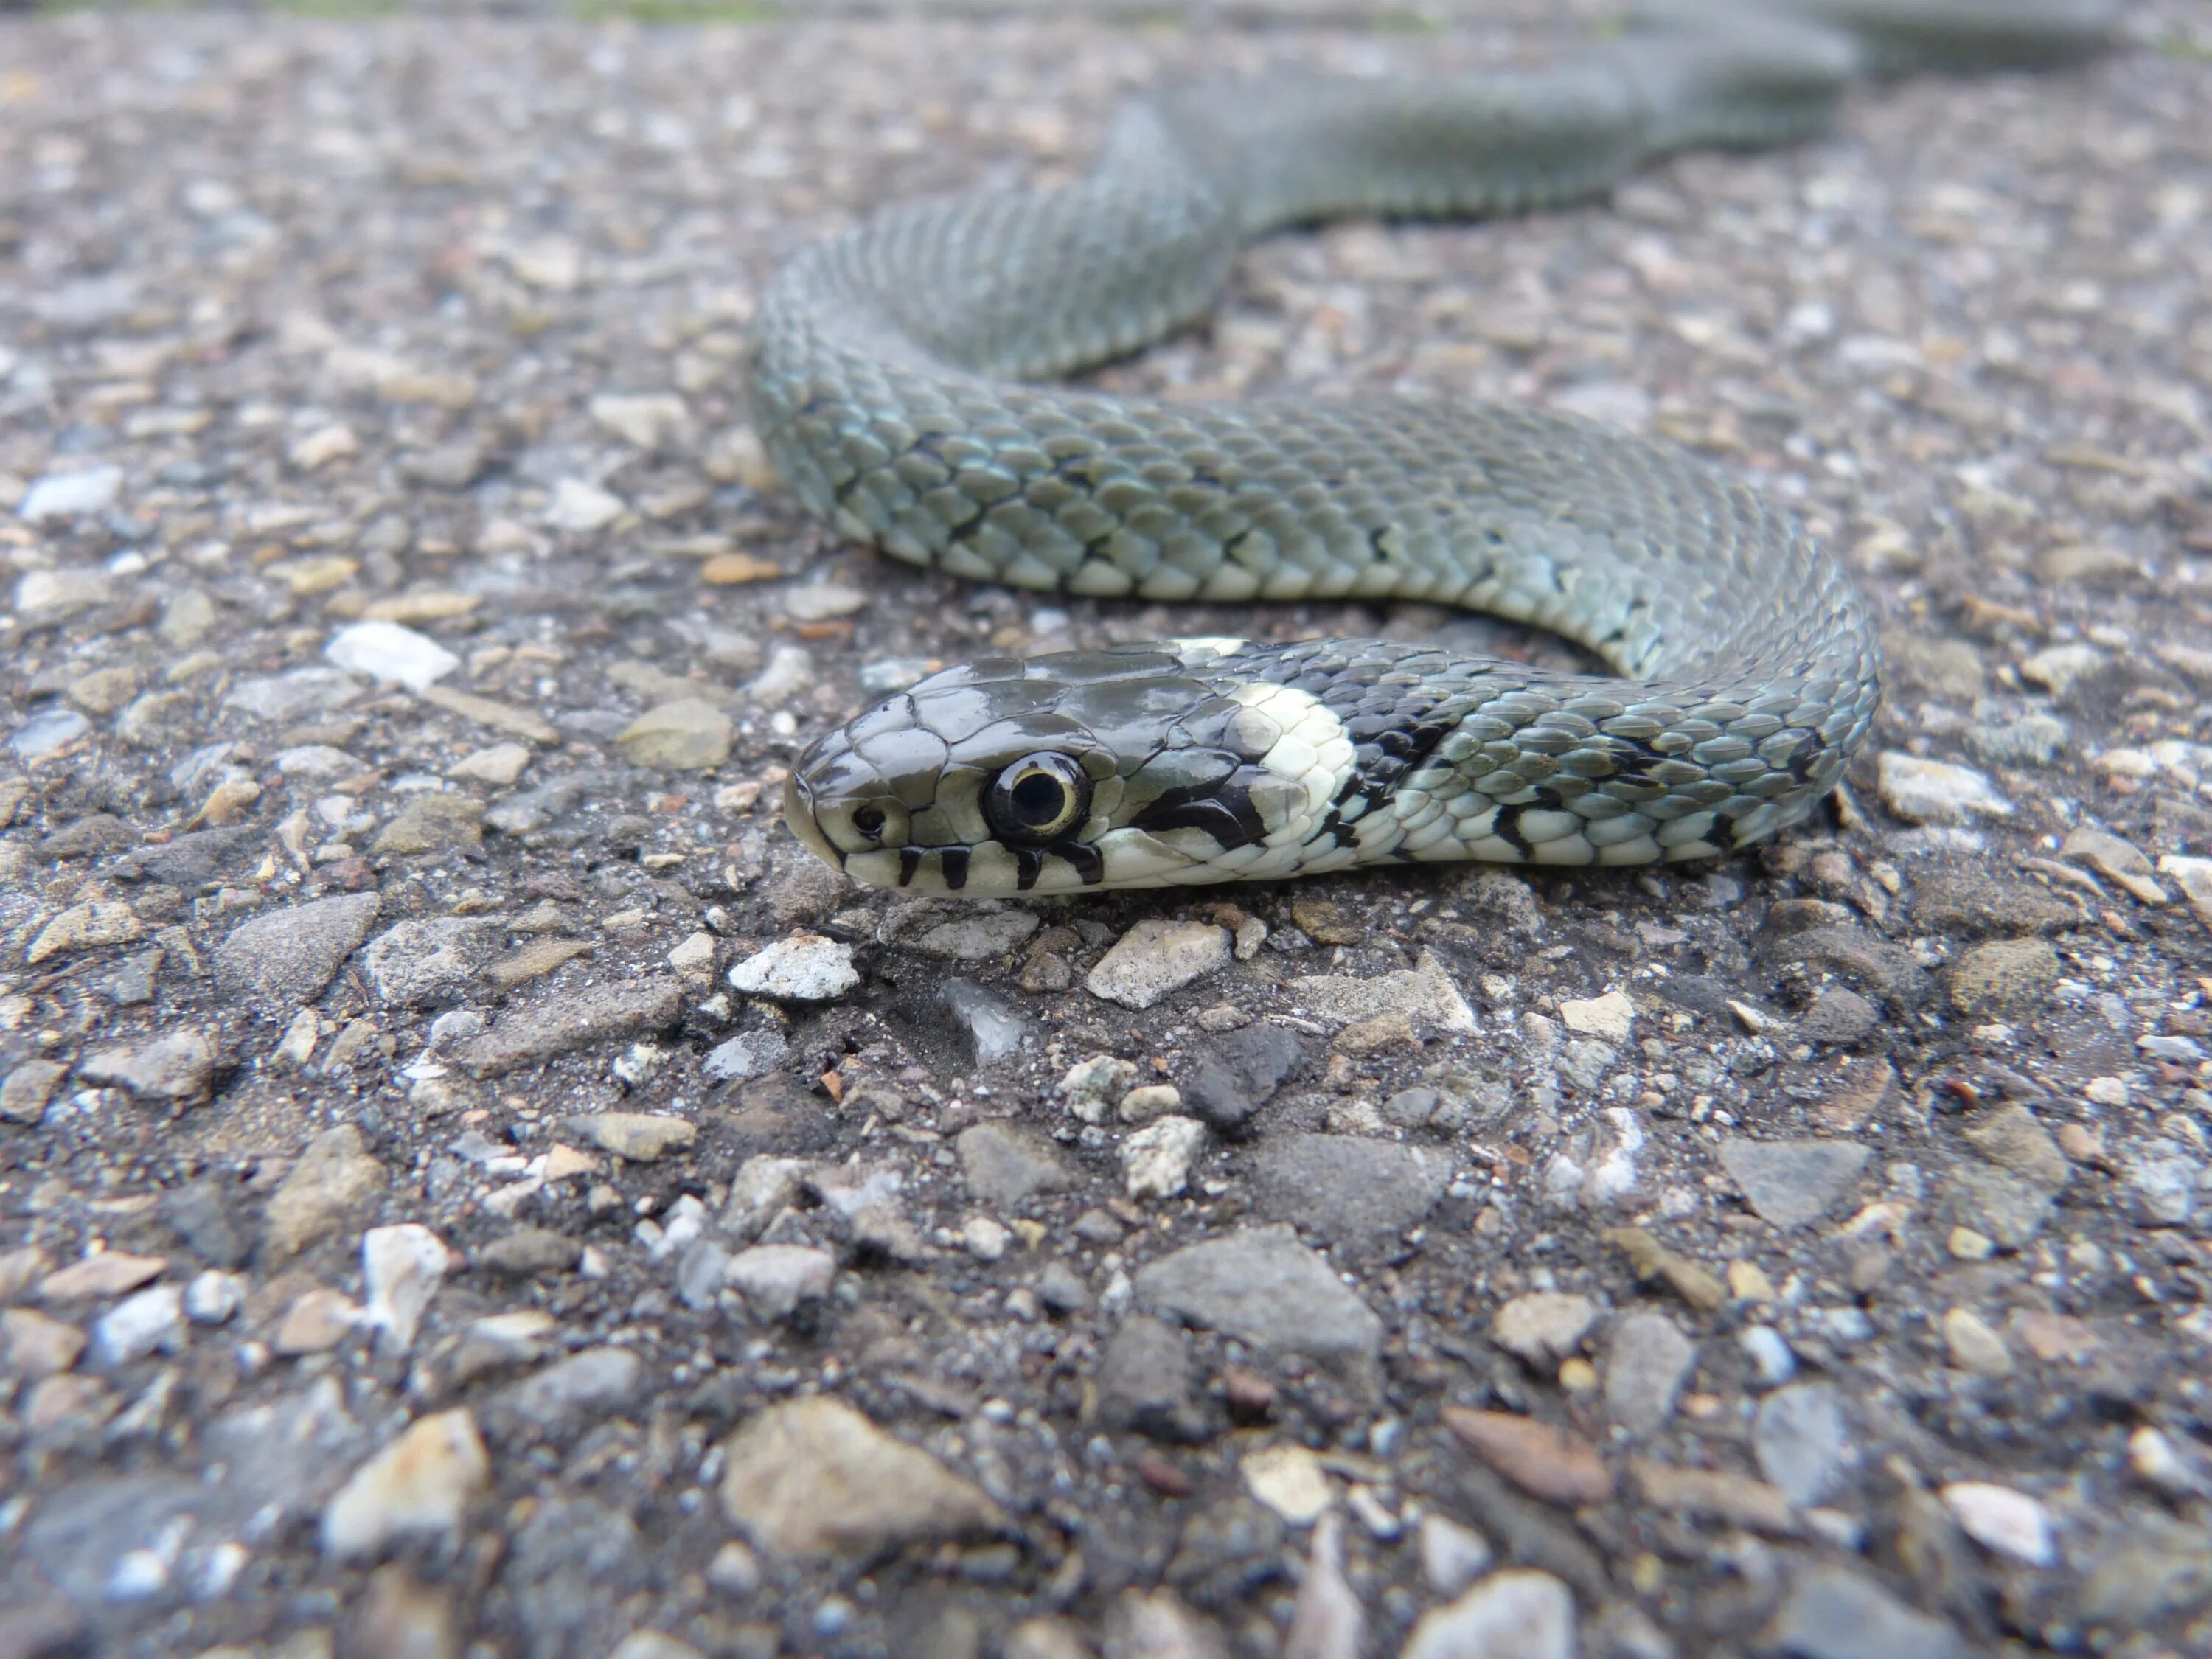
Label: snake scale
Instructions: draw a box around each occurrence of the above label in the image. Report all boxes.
[756,0,2116,897]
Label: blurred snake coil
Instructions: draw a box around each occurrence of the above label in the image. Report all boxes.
[752,0,2117,897]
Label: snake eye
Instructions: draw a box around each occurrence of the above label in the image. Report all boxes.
[984,751,1091,847]
[850,804,887,841]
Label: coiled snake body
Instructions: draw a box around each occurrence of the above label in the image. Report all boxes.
[758,1,2114,896]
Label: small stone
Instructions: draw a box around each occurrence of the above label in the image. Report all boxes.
[961,1217,1009,1261]
[667,931,717,975]
[1940,1164,2053,1249]
[1602,1225,1728,1312]
[274,1288,362,1354]
[702,1028,789,1084]
[1769,1564,1965,1659]
[482,937,594,992]
[363,917,498,1008]
[1135,1223,1383,1394]
[321,1409,490,1560]
[212,892,382,1010]
[957,1121,1075,1205]
[728,934,858,1001]
[1096,1315,1209,1442]
[264,1124,389,1260]
[1961,1105,2069,1192]
[1,1057,67,1124]
[568,1112,695,1162]
[1966,712,2070,768]
[718,1396,1005,1557]
[941,978,1032,1064]
[506,1346,644,1428]
[1242,1443,1332,1525]
[1281,1512,1362,1659]
[1122,1115,1208,1200]
[19,465,123,521]
[2,1307,87,1379]
[289,422,360,470]
[77,1028,219,1105]
[372,794,486,856]
[725,1245,833,1318]
[1442,1408,1614,1506]
[2062,827,2168,905]
[1559,990,1635,1043]
[1876,753,2011,824]
[1086,919,1232,1010]
[1060,1054,1139,1124]
[1179,1023,1307,1134]
[1119,1083,1183,1123]
[25,900,144,966]
[1946,938,2059,1018]
[88,1284,184,1366]
[449,743,533,785]
[1720,1137,1871,1230]
[1753,1382,1848,1507]
[589,392,690,448]
[1947,1226,1996,1260]
[1941,1307,2014,1376]
[1740,1326,1798,1388]
[1492,1292,1600,1372]
[38,1251,166,1303]
[546,477,627,532]
[2023,638,2112,696]
[1287,950,1477,1034]
[1248,1132,1447,1251]
[1941,1481,2056,1566]
[326,620,459,692]
[181,1270,243,1326]
[1604,1312,1696,1434]
[1799,987,1879,1046]
[362,1224,449,1356]
[706,1540,763,1599]
[449,976,684,1077]
[1400,1569,1575,1659]
[880,903,1040,960]
[480,1228,582,1276]
[616,699,735,770]
[10,706,90,763]
[1630,1460,1798,1536]
[1416,1512,1495,1597]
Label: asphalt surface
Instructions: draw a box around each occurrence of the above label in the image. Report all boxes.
[2,5,2211,1658]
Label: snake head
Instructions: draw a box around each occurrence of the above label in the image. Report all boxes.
[784,641,1339,896]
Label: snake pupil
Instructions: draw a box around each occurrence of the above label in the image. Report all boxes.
[1009,771,1065,826]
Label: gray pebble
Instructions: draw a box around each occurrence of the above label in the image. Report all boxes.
[940,978,1032,1065]
[1096,1315,1211,1442]
[1135,1223,1382,1397]
[1753,1382,1848,1506]
[1178,1024,1307,1135]
[1603,1312,1696,1434]
[210,892,383,1011]
[1719,1136,1872,1230]
[1767,1563,1963,1659]
[956,1121,1075,1206]
[1247,1133,1448,1251]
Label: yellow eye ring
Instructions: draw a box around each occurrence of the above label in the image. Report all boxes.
[984,751,1091,847]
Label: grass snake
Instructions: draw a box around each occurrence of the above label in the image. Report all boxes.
[756,0,2116,897]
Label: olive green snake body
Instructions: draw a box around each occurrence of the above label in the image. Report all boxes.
[755,0,2116,897]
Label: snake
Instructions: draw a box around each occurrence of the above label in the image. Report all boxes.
[755,0,2115,897]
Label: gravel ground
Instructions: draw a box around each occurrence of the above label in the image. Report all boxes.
[5,5,2212,1658]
